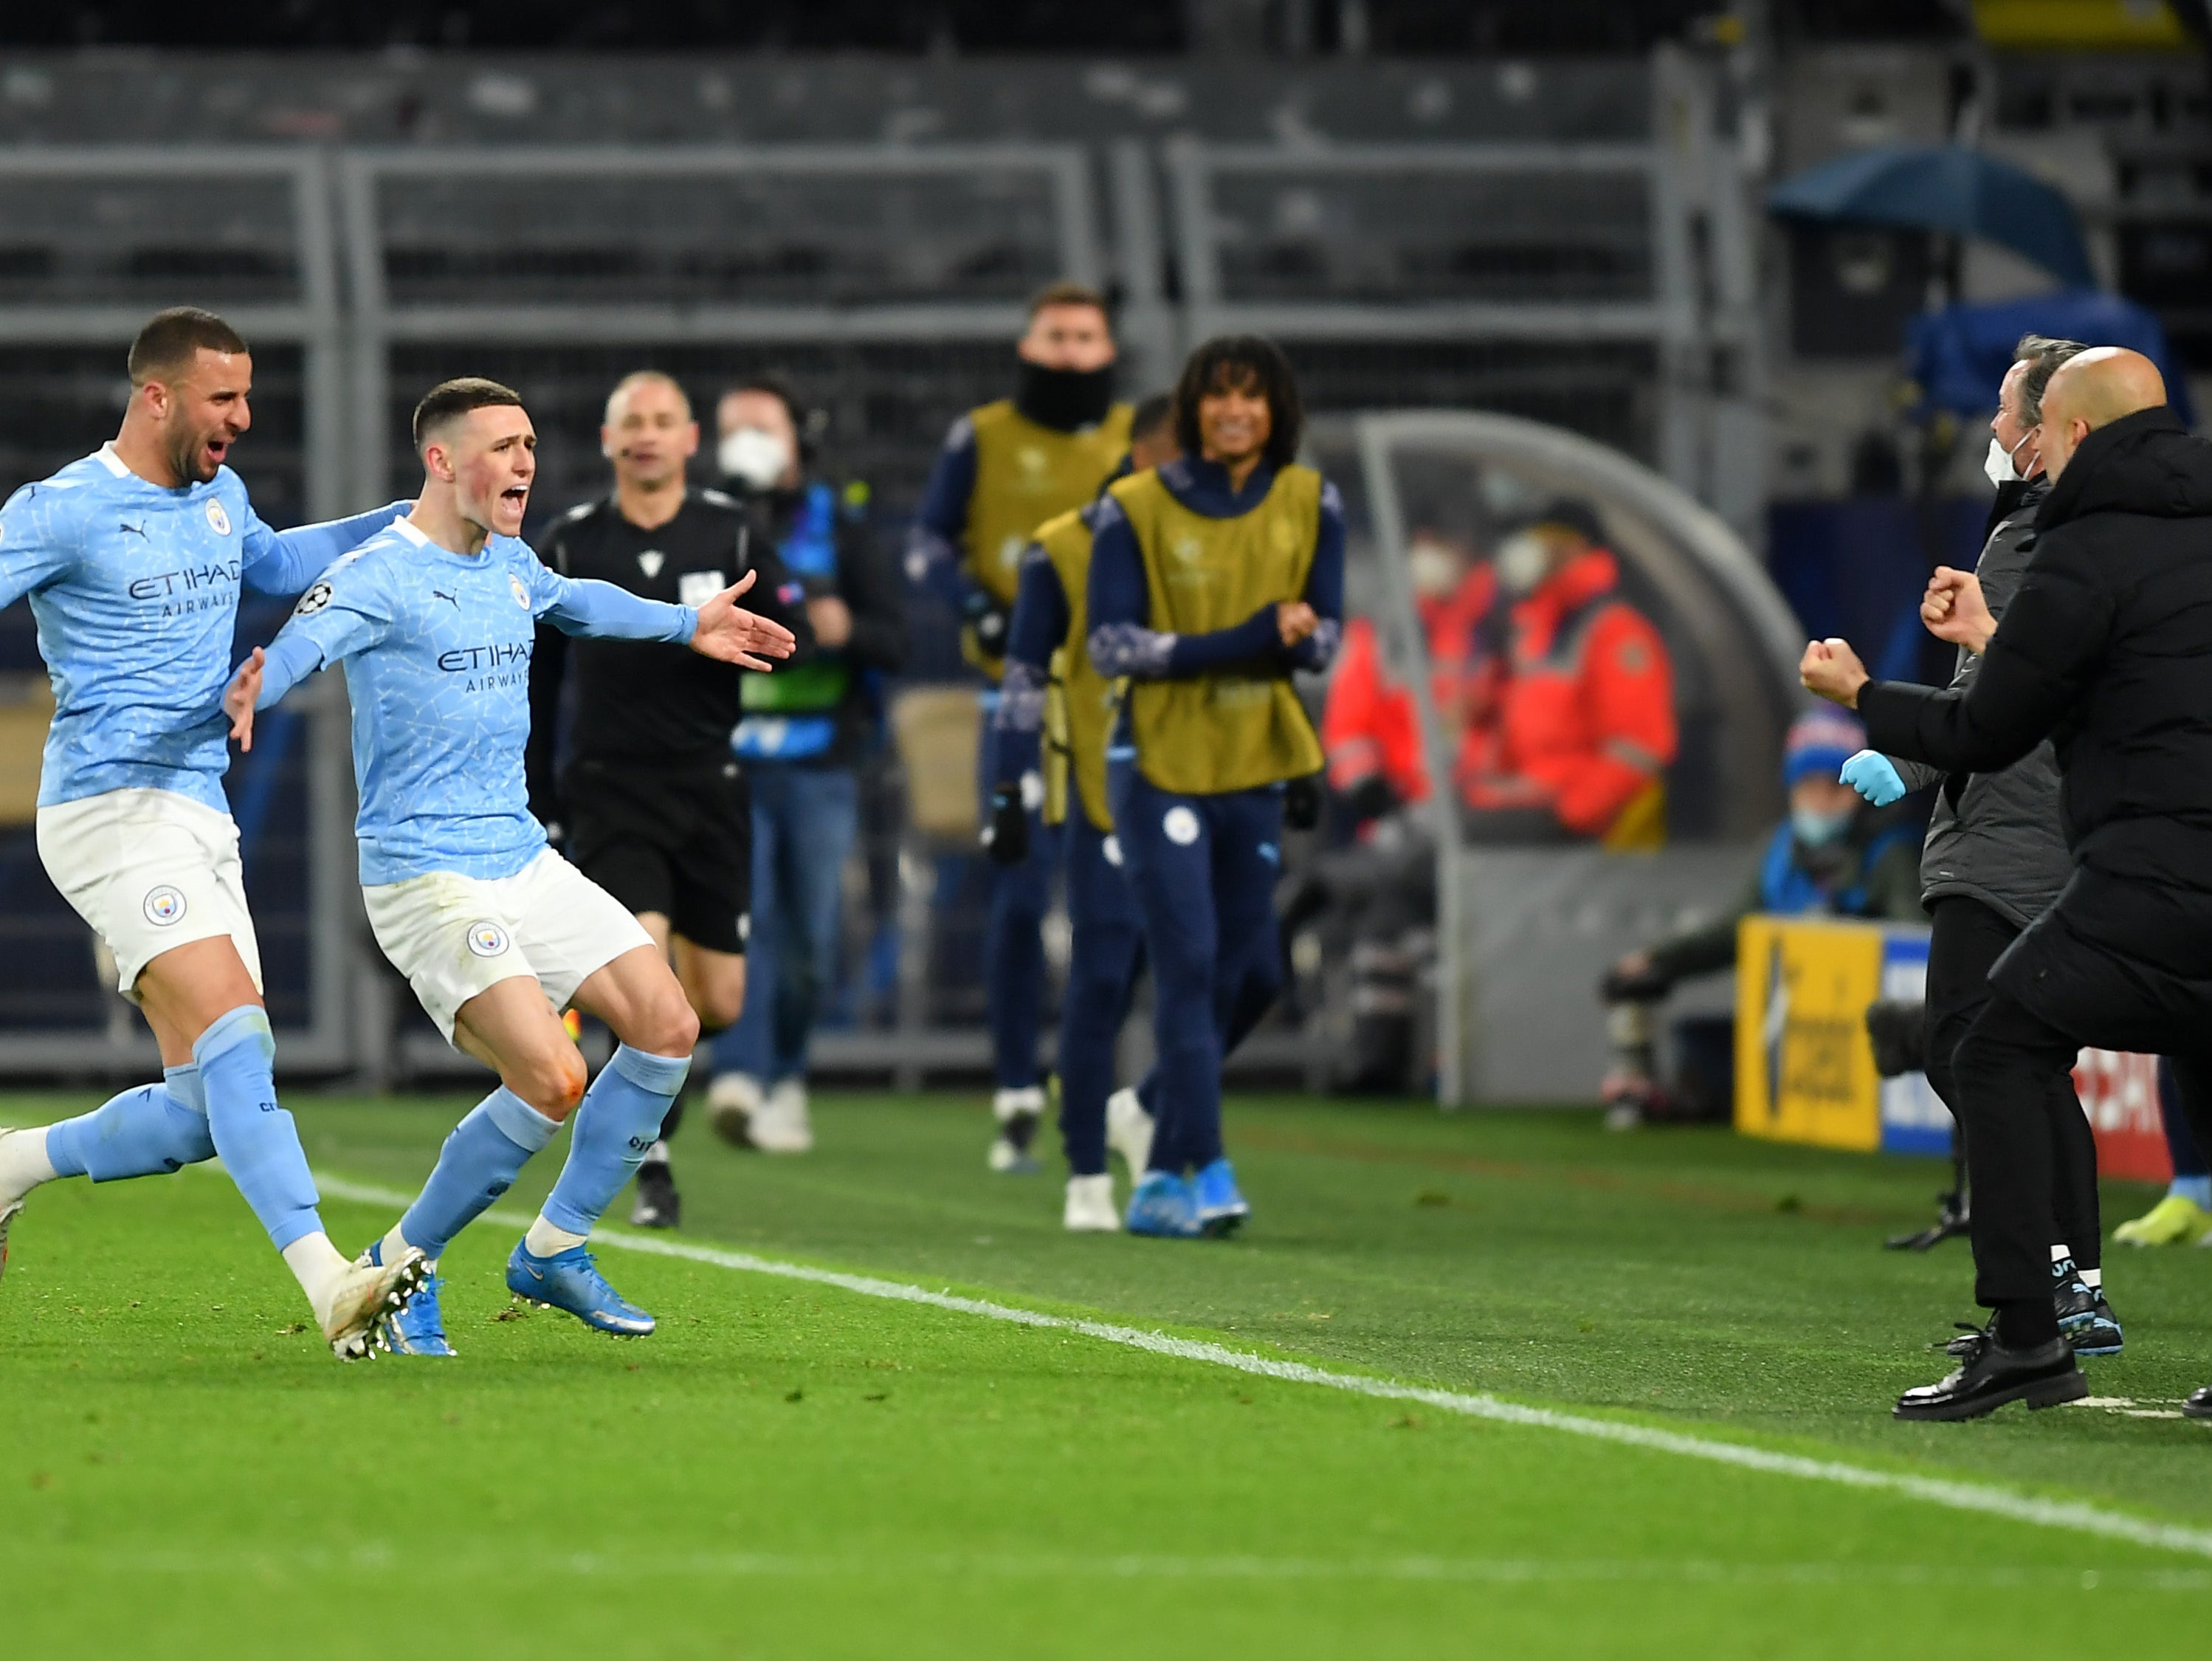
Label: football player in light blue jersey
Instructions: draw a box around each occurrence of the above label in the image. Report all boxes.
[227,378,794,1352]
[0,307,430,1358]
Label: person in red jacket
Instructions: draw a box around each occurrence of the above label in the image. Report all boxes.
[1458,499,1675,847]
[1320,525,1498,822]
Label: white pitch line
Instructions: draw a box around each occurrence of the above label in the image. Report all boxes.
[314,1173,2212,1562]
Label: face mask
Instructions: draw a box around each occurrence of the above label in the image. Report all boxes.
[1014,359,1116,433]
[1408,539,1461,599]
[718,427,792,491]
[1495,532,1551,596]
[1982,427,2036,487]
[1791,805,1854,848]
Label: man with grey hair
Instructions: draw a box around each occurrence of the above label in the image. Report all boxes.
[1840,334,2120,1354]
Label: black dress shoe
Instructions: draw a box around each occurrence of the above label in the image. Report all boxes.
[628,1160,681,1230]
[2185,1386,2212,1421]
[1895,1327,2087,1422]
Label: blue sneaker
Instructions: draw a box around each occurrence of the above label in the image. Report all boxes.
[1193,1158,1250,1237]
[365,1240,455,1358]
[505,1239,655,1335]
[1125,1171,1202,1238]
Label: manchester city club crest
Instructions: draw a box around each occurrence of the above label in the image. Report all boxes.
[204,500,231,536]
[509,573,531,608]
[142,885,187,926]
[465,919,511,958]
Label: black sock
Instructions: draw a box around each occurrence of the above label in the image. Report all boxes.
[1994,1299,2060,1349]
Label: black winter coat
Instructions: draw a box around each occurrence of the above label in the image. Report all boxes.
[1858,405,2212,1050]
[1887,475,2072,927]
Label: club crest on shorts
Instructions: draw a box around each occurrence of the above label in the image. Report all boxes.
[465,919,511,958]
[294,581,333,616]
[1162,805,1200,845]
[509,573,531,608]
[142,885,187,926]
[204,500,231,536]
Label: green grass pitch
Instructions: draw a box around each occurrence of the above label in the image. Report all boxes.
[3,1089,2210,1658]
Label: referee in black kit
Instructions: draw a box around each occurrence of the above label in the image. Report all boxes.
[527,370,813,1228]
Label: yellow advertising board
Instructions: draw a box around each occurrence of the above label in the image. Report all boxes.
[1733,915,1887,1153]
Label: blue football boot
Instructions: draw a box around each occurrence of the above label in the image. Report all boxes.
[1193,1158,1250,1237]
[1125,1171,1202,1238]
[505,1239,655,1335]
[365,1239,455,1358]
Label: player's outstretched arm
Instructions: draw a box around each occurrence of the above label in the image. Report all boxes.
[690,568,800,672]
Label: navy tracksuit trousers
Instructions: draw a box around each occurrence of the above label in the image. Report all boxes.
[977,701,1061,1091]
[1109,759,1285,1175]
[1058,814,1145,1176]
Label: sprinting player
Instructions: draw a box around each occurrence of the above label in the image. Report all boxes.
[0,306,426,1358]
[911,282,1134,1172]
[988,393,1179,1230]
[526,371,811,1223]
[224,379,793,1354]
[1087,336,1343,1238]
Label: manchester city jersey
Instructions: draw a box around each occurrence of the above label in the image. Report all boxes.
[0,444,402,811]
[267,518,694,884]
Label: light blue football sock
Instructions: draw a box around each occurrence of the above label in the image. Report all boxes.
[540,1045,692,1237]
[193,1005,324,1251]
[44,1064,215,1183]
[399,1087,562,1261]
[2173,1175,2212,1209]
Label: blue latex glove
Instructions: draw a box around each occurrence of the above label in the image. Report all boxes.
[1840,749,1906,807]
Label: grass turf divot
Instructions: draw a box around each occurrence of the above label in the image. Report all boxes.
[316,1169,2212,1564]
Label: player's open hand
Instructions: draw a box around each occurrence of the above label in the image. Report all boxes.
[225,647,265,752]
[1921,566,1996,656]
[691,568,799,672]
[1799,637,1869,709]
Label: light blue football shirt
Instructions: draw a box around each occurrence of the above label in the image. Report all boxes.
[260,517,697,884]
[0,443,403,811]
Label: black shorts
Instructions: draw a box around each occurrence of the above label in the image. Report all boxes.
[562,754,751,955]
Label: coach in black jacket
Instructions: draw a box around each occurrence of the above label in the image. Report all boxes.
[1802,348,2212,1421]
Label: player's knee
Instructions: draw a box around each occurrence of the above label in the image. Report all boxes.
[513,1044,588,1120]
[636,988,700,1058]
[693,970,744,1034]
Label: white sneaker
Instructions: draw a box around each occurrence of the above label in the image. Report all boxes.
[706,1072,764,1148]
[988,1086,1046,1174]
[1064,1174,1120,1233]
[322,1245,431,1361]
[1105,1087,1154,1177]
[749,1079,814,1155]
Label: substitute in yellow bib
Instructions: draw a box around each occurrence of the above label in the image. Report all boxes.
[984,395,1176,1232]
[909,281,1134,1170]
[1086,336,1343,1239]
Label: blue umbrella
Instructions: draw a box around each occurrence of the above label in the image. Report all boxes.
[1768,144,2097,291]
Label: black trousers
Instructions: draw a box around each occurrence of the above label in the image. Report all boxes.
[1923,895,2102,1277]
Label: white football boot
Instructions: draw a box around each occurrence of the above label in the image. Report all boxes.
[1063,1174,1121,1233]
[322,1245,432,1361]
[748,1079,815,1155]
[705,1072,764,1148]
[988,1085,1046,1173]
[1105,1087,1154,1178]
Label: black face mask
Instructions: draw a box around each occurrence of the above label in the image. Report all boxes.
[1014,358,1116,433]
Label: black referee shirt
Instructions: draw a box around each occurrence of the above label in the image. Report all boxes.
[526,487,813,818]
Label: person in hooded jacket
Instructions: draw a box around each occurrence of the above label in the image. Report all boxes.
[1841,335,2120,1355]
[1802,346,2212,1422]
[1597,709,1924,1127]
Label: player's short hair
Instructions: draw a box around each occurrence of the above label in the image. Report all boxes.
[1172,334,1303,470]
[128,307,249,386]
[604,369,691,425]
[1027,280,1111,323]
[1130,392,1176,444]
[413,377,525,453]
[2012,334,2089,427]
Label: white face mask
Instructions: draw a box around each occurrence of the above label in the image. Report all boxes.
[1407,538,1462,599]
[1494,531,1552,596]
[1982,428,2035,488]
[719,427,793,491]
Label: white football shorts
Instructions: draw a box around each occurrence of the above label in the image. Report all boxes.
[35,787,265,1005]
[362,847,654,1042]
